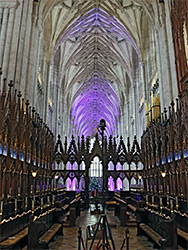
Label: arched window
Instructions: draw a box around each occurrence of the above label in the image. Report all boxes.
[66,177,72,191]
[123,162,129,170]
[67,162,78,170]
[90,156,102,177]
[130,177,136,186]
[79,176,85,190]
[137,162,143,170]
[123,178,129,191]
[57,177,64,189]
[108,161,114,171]
[80,161,86,170]
[108,176,114,191]
[130,162,136,170]
[71,177,78,190]
[116,177,122,190]
[116,162,122,170]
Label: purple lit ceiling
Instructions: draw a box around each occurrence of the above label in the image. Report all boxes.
[56,8,140,138]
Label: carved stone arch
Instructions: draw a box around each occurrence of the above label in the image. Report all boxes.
[132,152,142,164]
[106,154,115,165]
[68,152,77,165]
[89,153,102,163]
[117,153,127,166]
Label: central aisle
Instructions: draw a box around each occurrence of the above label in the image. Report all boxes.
[50,208,154,250]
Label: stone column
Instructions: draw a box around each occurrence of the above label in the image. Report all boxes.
[25,3,41,107]
[14,0,30,91]
[85,157,90,209]
[0,8,3,33]
[0,8,9,67]
[19,0,33,94]
[7,2,22,83]
[2,7,15,79]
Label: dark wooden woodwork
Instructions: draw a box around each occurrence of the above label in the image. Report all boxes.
[0,74,54,203]
[119,205,127,226]
[0,210,31,249]
[136,208,178,250]
[159,219,178,249]
[141,98,188,199]
[27,208,63,250]
[54,134,143,208]
[171,0,188,92]
[170,0,188,127]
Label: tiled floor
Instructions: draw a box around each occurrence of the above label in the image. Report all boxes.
[50,207,154,250]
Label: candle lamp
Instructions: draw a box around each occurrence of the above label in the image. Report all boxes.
[160,197,163,214]
[0,201,3,221]
[175,196,178,211]
[170,199,174,213]
[167,195,169,207]
[167,185,169,195]
[47,196,50,206]
[15,198,17,215]
[25,197,28,211]
[32,199,34,214]
[52,195,55,207]
[41,197,43,212]
[30,185,33,195]
[146,194,148,207]
[152,196,154,205]
[18,187,21,197]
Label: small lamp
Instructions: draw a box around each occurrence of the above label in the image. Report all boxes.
[161,166,166,178]
[31,171,37,178]
[55,172,60,180]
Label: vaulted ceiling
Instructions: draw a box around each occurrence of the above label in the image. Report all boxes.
[41,0,156,137]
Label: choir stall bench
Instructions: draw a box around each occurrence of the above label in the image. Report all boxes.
[0,211,31,250]
[136,208,178,250]
[28,208,63,250]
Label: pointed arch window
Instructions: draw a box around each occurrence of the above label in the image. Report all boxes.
[90,156,102,177]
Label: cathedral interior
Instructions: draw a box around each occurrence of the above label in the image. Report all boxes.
[0,0,188,249]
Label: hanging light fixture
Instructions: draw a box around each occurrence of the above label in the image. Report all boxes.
[31,170,37,178]
[161,166,166,178]
[55,172,60,180]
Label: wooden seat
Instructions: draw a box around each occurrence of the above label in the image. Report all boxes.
[0,227,28,249]
[62,204,69,210]
[177,227,188,249]
[39,223,62,245]
[62,210,70,222]
[127,204,136,212]
[177,227,188,241]
[106,201,117,205]
[66,211,70,216]
[28,208,63,249]
[139,223,162,248]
